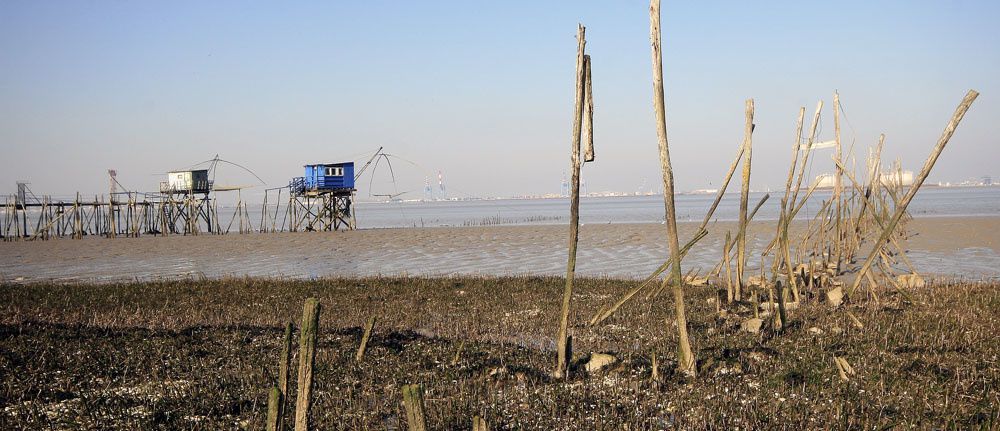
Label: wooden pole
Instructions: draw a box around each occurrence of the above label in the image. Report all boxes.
[555,23,587,380]
[266,385,282,431]
[724,231,734,303]
[278,321,293,430]
[848,90,978,296]
[770,108,806,300]
[588,134,747,325]
[356,316,375,362]
[583,55,595,163]
[401,384,427,431]
[790,101,824,208]
[650,0,695,377]
[833,91,844,275]
[294,298,321,431]
[735,99,754,301]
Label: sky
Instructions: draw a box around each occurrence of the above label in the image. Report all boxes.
[1,1,998,202]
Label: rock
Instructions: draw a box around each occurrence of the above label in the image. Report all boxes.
[760,301,800,312]
[808,327,824,335]
[585,353,617,373]
[896,273,925,289]
[741,318,763,334]
[827,286,844,307]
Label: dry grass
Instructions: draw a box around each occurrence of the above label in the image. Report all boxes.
[1,276,998,429]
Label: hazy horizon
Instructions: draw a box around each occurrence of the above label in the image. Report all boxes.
[2,1,998,202]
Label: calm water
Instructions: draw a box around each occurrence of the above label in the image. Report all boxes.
[355,186,1000,229]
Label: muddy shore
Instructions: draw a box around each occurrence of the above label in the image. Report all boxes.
[2,216,998,283]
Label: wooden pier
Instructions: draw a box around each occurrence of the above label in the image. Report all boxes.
[2,188,355,241]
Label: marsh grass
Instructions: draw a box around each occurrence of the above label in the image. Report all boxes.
[1,276,998,429]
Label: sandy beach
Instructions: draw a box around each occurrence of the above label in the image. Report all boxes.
[2,216,997,283]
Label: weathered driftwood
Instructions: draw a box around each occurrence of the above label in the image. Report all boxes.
[555,23,587,380]
[294,298,321,431]
[650,0,695,377]
[848,90,979,296]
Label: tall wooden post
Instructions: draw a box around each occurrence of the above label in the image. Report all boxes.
[735,100,754,301]
[555,23,587,379]
[833,91,843,274]
[650,0,695,376]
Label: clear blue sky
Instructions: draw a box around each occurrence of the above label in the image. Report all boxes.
[1,1,997,200]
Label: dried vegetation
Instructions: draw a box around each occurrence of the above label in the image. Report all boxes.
[1,276,998,429]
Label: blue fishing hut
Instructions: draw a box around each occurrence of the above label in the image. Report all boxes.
[288,161,357,231]
[292,162,355,195]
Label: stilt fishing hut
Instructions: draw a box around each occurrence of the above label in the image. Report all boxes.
[287,162,356,231]
[158,169,216,234]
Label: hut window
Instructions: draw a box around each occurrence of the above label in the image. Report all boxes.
[325,167,344,176]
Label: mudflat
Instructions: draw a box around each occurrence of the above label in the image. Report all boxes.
[1,216,998,283]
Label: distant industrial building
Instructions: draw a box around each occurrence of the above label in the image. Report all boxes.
[812,170,914,189]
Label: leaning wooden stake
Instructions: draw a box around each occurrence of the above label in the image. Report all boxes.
[588,134,747,325]
[276,321,293,431]
[294,298,321,431]
[401,384,428,431]
[356,316,376,362]
[555,23,587,379]
[848,90,979,296]
[650,0,695,377]
[790,101,824,208]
